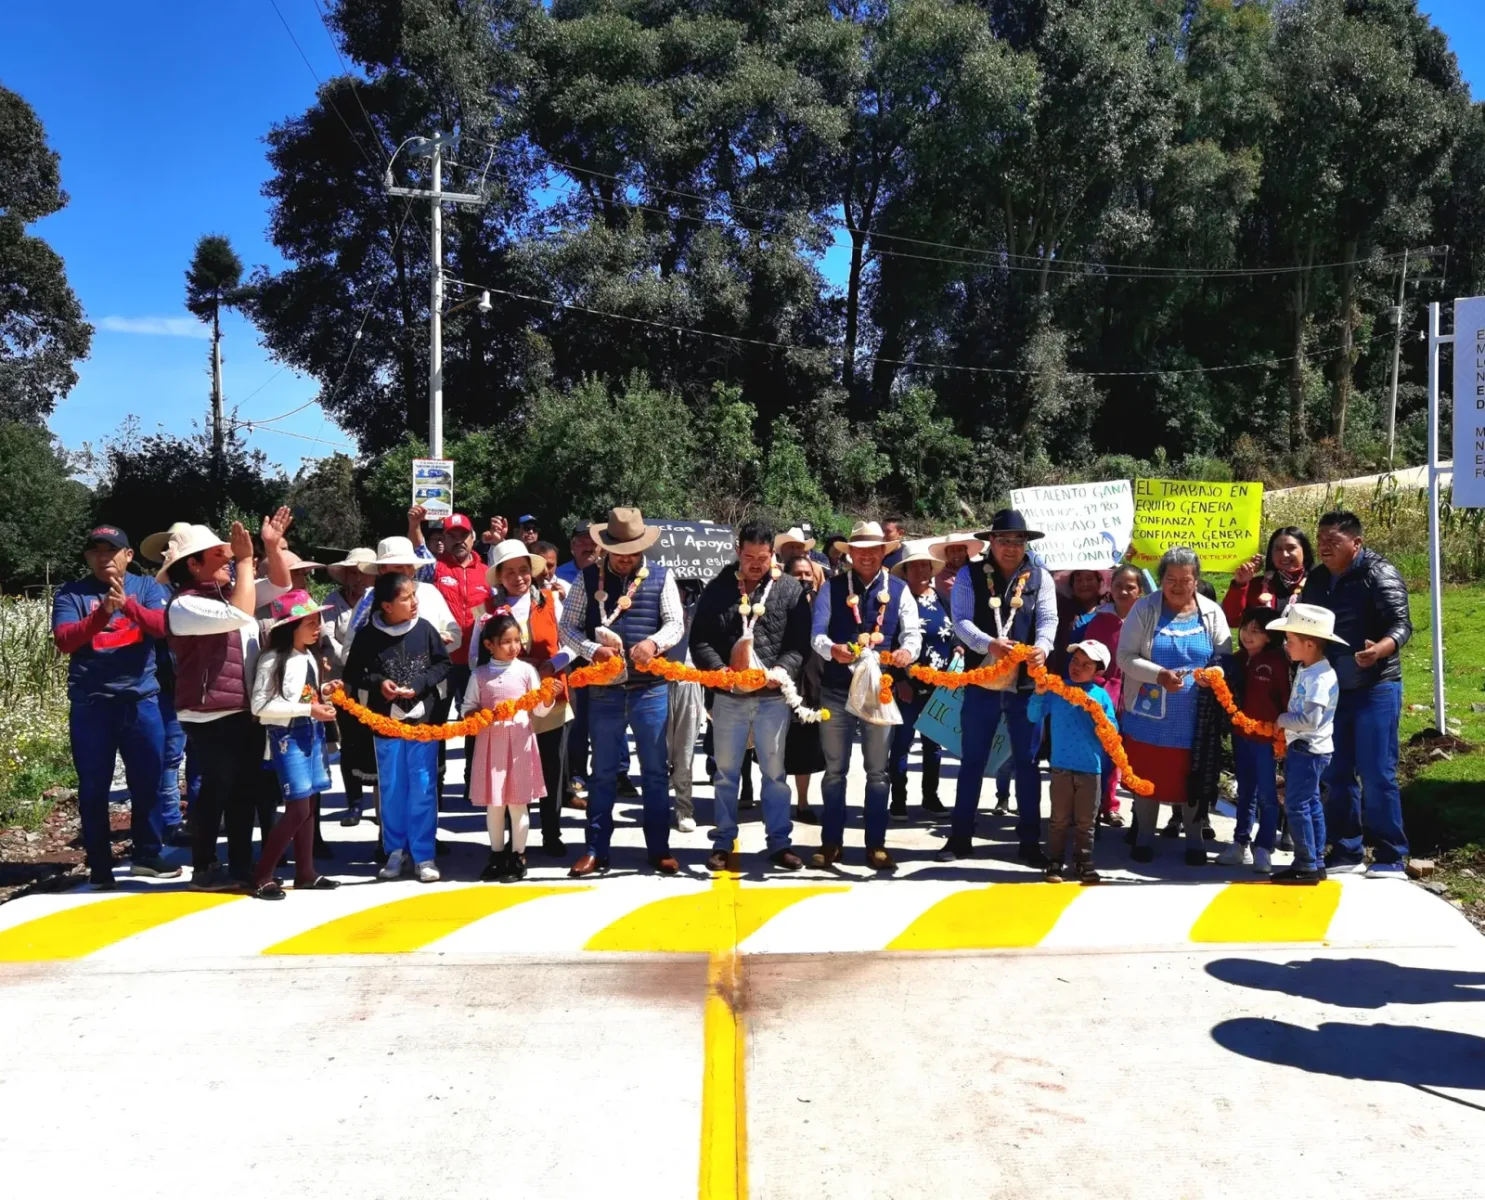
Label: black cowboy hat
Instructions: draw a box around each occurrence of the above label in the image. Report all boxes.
[974,508,1044,542]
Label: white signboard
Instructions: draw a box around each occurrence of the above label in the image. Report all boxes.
[1009,479,1134,570]
[1454,296,1485,509]
[412,458,454,518]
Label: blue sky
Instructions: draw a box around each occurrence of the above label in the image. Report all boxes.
[4,1,1481,472]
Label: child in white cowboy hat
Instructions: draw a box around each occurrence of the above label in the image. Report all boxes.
[1266,603,1345,885]
[888,539,953,819]
[250,590,342,899]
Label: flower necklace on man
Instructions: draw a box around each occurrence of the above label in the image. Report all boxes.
[738,561,783,636]
[593,558,649,638]
[984,563,1029,640]
[845,568,893,649]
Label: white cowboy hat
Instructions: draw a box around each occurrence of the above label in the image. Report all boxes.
[1265,603,1349,646]
[362,536,421,573]
[155,524,231,583]
[590,507,661,555]
[140,521,192,565]
[890,538,946,577]
[485,538,548,589]
[327,547,376,583]
[832,520,901,554]
[280,550,326,574]
[932,530,988,560]
[773,526,817,554]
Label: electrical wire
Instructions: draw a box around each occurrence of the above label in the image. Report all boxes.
[478,141,1443,280]
[443,272,1385,378]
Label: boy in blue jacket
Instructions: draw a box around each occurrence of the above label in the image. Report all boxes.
[1028,640,1118,884]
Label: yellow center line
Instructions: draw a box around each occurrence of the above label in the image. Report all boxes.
[699,847,747,1200]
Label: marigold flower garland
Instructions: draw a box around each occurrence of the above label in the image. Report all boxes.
[634,658,831,722]
[908,645,1157,797]
[1192,667,1287,759]
[330,656,624,741]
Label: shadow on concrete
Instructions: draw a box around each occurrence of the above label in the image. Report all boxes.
[1212,1017,1485,1092]
[1206,958,1485,1010]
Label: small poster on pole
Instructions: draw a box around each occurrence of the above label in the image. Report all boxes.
[412,458,454,518]
[1453,296,1485,509]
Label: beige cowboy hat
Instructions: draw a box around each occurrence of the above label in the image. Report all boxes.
[140,521,192,565]
[773,526,816,554]
[361,536,421,574]
[932,530,988,560]
[327,547,376,583]
[1265,603,1349,646]
[591,507,660,555]
[280,550,326,575]
[485,538,548,589]
[155,524,231,582]
[890,538,946,577]
[832,520,901,555]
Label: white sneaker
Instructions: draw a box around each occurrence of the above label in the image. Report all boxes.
[377,850,406,881]
[416,860,441,883]
[1216,842,1253,867]
[677,817,697,834]
[1252,846,1272,874]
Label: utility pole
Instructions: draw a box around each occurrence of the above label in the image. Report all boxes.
[1385,247,1408,471]
[210,305,225,521]
[385,133,484,459]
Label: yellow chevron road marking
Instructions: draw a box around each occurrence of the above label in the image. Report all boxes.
[584,885,847,954]
[263,885,586,955]
[887,883,1084,951]
[1189,881,1342,943]
[0,893,242,962]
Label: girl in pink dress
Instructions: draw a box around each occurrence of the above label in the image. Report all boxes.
[462,613,549,882]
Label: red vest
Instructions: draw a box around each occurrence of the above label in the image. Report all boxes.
[433,553,492,665]
[166,585,249,715]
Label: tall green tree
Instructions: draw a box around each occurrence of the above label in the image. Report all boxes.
[0,86,92,422]
[0,422,91,589]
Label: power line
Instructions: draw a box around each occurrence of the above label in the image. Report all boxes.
[239,424,355,449]
[443,272,1385,379]
[485,143,1440,280]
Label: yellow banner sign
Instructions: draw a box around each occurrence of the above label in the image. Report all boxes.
[1129,479,1264,573]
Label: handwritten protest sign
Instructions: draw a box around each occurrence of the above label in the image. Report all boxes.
[1010,480,1133,570]
[916,687,1011,777]
[1129,479,1263,573]
[646,521,737,581]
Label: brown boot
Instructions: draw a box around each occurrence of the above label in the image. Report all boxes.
[809,843,843,868]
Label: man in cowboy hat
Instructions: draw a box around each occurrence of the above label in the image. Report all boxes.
[52,525,181,888]
[774,526,828,569]
[938,508,1058,865]
[690,519,813,872]
[809,520,923,870]
[558,506,687,876]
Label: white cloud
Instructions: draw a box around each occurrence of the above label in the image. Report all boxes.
[97,315,210,339]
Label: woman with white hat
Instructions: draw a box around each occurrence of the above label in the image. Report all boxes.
[888,539,953,820]
[347,536,461,646]
[480,539,574,858]
[323,549,376,825]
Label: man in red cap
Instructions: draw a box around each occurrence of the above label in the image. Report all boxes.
[427,512,491,802]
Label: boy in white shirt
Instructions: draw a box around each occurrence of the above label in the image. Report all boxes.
[1267,604,1344,885]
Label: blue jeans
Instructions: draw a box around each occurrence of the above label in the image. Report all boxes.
[69,694,166,871]
[711,691,793,852]
[1323,680,1407,865]
[890,693,942,799]
[158,690,186,828]
[953,687,1042,847]
[1285,745,1329,872]
[1232,735,1280,850]
[568,685,590,781]
[588,684,671,857]
[373,736,439,862]
[819,687,892,849]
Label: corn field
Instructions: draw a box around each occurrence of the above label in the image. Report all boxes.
[0,596,69,708]
[0,596,74,830]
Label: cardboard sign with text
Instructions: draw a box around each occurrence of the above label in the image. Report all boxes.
[1455,295,1485,509]
[1128,478,1263,573]
[915,686,1012,776]
[1010,480,1134,570]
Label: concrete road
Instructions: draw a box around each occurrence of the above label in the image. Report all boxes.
[1,740,1481,1199]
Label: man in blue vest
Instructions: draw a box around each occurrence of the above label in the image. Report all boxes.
[558,507,686,876]
[938,509,1058,864]
[810,520,923,870]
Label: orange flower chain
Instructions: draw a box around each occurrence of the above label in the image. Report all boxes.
[1192,667,1288,759]
[328,656,625,742]
[908,645,1157,797]
[632,658,769,691]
